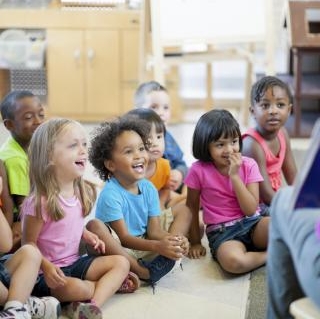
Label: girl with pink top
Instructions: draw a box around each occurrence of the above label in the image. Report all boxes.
[185,109,269,274]
[242,76,297,215]
[21,118,139,319]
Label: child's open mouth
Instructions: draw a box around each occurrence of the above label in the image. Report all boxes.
[132,163,144,173]
[75,159,86,168]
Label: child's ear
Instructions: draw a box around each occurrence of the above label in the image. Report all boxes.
[3,119,14,132]
[249,106,254,115]
[104,159,114,173]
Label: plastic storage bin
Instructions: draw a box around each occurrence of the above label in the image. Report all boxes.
[0,29,46,69]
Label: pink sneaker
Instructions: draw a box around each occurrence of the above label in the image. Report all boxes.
[62,301,102,319]
[117,271,140,293]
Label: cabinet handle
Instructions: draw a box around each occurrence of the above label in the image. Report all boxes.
[73,49,81,61]
[87,48,95,62]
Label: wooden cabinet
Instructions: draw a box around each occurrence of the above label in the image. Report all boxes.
[121,29,140,114]
[0,6,140,121]
[47,29,120,120]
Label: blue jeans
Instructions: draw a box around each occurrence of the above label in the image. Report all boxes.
[0,254,12,288]
[267,187,320,318]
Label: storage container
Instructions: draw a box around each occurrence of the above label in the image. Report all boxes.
[0,29,46,69]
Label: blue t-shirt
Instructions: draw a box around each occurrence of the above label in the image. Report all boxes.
[95,177,161,237]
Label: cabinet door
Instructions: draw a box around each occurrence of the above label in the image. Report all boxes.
[47,29,85,116]
[121,29,139,114]
[85,30,120,118]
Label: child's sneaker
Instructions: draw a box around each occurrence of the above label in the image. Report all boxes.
[0,306,31,319]
[62,300,102,319]
[117,271,140,293]
[139,255,176,293]
[26,296,61,319]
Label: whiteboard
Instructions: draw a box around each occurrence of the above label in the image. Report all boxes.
[156,0,267,46]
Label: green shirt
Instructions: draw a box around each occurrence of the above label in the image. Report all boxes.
[0,136,29,198]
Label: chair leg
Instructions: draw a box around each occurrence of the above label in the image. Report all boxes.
[205,62,213,111]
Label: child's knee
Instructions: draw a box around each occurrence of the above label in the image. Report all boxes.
[17,244,42,263]
[86,219,102,232]
[217,250,247,274]
[112,255,130,273]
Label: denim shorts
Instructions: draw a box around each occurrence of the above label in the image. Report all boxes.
[259,203,270,217]
[207,215,262,259]
[32,255,95,297]
[0,255,12,288]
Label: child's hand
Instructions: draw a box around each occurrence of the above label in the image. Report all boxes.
[82,228,105,254]
[43,262,67,289]
[157,235,184,260]
[188,243,206,259]
[228,152,242,176]
[169,169,183,191]
[175,235,190,256]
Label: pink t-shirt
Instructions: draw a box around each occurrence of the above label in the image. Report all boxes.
[242,128,286,191]
[21,195,84,268]
[184,156,263,225]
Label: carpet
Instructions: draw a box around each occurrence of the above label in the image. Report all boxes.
[245,266,267,319]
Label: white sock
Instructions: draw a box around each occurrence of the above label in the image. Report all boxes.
[4,300,25,310]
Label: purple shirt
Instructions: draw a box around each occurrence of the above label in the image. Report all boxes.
[184,156,263,225]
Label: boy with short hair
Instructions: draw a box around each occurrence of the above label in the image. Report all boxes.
[0,90,45,250]
[134,81,188,194]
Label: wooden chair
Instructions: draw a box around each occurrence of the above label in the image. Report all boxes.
[139,0,276,125]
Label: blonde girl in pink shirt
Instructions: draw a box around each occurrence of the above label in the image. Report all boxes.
[21,118,139,319]
[185,110,269,274]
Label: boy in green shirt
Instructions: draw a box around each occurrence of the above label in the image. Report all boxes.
[0,90,45,250]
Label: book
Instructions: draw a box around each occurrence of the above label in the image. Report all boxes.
[291,118,320,209]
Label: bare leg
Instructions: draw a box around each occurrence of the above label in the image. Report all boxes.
[252,217,270,249]
[169,203,192,236]
[51,278,95,302]
[0,282,8,306]
[86,219,150,280]
[5,244,42,303]
[216,241,267,274]
[84,255,129,306]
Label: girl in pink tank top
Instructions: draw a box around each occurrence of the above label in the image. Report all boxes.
[242,76,297,214]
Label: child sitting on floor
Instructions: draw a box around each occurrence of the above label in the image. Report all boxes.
[0,173,61,319]
[242,76,297,215]
[185,109,269,274]
[134,81,188,195]
[87,115,190,291]
[0,90,45,251]
[21,118,138,319]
